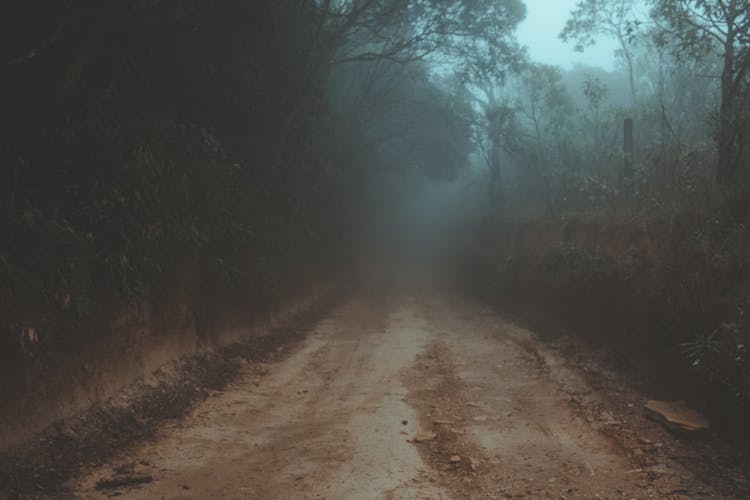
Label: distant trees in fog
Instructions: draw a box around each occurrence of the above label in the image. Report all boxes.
[480,0,750,213]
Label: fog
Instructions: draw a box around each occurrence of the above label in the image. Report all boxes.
[516,0,620,70]
[3,1,750,495]
[0,0,737,293]
[350,0,715,269]
[345,0,661,266]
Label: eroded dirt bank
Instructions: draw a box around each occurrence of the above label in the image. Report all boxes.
[0,278,337,455]
[65,275,748,499]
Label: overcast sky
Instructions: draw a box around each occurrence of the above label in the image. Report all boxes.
[515,0,621,71]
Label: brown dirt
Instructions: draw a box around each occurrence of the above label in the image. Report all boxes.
[0,286,345,499]
[8,274,749,499]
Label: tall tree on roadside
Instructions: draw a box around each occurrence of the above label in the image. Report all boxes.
[446,0,526,207]
[560,0,642,106]
[313,0,528,207]
[650,0,750,183]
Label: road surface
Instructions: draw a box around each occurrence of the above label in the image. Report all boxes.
[72,275,747,499]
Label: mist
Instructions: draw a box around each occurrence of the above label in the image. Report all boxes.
[517,0,621,70]
[2,0,750,497]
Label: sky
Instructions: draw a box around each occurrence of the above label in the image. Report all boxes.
[515,0,621,71]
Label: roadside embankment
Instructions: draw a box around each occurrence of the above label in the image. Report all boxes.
[0,271,348,497]
[463,211,750,455]
[0,270,342,454]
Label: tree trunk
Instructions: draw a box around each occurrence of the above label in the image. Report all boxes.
[717,10,739,184]
[624,45,637,107]
[489,142,502,208]
[594,105,600,176]
[616,33,637,107]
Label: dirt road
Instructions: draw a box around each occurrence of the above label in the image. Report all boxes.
[72,276,748,499]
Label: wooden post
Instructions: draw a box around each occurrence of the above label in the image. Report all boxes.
[623,118,634,188]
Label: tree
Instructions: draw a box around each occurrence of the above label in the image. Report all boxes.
[651,0,750,182]
[310,0,526,66]
[457,83,517,208]
[441,0,526,207]
[327,60,474,182]
[633,27,718,153]
[511,64,575,199]
[276,0,527,192]
[583,75,609,174]
[344,1,526,209]
[0,1,356,345]
[515,64,573,144]
[560,0,642,106]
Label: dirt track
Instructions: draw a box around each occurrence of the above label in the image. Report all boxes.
[71,275,748,499]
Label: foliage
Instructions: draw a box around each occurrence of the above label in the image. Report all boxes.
[0,0,501,353]
[650,0,750,182]
[546,243,621,283]
[560,0,642,104]
[312,0,526,68]
[682,325,750,404]
[0,1,344,350]
[326,61,474,182]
